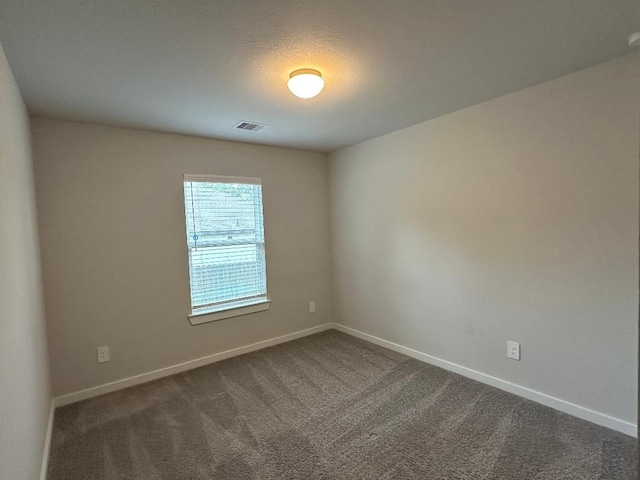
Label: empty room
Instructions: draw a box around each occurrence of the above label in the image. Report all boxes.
[1,1,638,479]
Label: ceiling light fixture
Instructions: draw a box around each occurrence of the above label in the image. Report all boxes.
[287,69,324,99]
[629,31,640,48]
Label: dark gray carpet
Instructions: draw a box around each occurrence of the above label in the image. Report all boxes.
[48,330,637,479]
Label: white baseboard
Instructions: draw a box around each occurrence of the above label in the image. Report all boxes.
[40,399,55,480]
[54,323,333,408]
[332,323,637,438]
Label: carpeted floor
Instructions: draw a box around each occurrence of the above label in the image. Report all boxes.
[48,330,637,479]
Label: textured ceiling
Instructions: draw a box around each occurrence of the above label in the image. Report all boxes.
[0,0,638,152]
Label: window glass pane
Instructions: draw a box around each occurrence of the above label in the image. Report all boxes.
[188,244,265,306]
[185,182,263,248]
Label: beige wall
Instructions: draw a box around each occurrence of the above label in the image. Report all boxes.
[329,53,639,423]
[32,118,333,397]
[0,45,51,478]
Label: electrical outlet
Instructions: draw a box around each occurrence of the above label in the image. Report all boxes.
[309,301,316,313]
[507,341,520,361]
[97,346,110,363]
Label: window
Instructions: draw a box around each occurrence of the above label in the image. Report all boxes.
[183,175,269,323]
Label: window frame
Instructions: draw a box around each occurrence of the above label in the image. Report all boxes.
[183,174,270,325]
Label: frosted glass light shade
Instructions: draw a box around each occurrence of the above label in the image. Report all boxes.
[287,69,324,99]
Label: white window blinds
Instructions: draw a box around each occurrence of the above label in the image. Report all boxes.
[183,175,267,316]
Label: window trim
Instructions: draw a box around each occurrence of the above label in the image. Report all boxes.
[188,298,271,325]
[183,174,270,325]
[184,174,261,185]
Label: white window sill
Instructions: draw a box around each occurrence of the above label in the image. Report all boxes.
[188,299,271,325]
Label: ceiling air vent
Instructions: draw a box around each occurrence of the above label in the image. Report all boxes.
[234,121,269,133]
